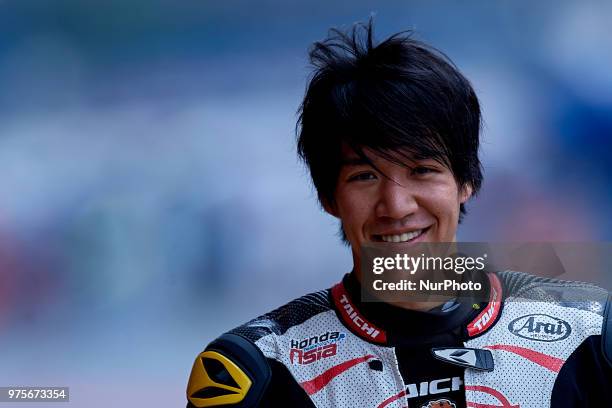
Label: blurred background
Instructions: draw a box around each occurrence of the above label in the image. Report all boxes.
[1,0,611,406]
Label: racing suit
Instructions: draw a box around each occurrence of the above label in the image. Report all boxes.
[186,271,612,407]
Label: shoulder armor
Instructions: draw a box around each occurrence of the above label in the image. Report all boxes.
[187,333,271,408]
[603,293,612,367]
[228,289,331,343]
[497,270,608,312]
[498,271,612,366]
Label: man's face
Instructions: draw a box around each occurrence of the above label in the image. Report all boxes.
[326,145,472,267]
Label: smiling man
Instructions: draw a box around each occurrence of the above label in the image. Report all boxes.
[186,21,612,408]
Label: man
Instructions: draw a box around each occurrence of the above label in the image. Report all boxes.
[186,21,612,407]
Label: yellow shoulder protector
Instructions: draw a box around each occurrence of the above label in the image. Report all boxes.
[186,333,271,407]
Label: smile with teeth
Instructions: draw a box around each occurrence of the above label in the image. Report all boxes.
[380,229,425,243]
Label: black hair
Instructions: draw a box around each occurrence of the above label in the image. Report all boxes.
[296,20,483,239]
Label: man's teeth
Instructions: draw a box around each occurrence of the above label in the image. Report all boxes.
[381,230,423,243]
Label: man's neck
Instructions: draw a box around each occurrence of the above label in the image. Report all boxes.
[352,269,454,312]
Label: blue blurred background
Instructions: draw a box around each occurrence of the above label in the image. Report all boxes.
[1,0,611,406]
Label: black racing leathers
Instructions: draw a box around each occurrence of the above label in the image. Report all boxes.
[186,271,612,407]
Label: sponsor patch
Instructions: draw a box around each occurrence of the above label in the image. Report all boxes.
[508,314,571,342]
[406,377,463,399]
[467,274,502,337]
[289,331,346,365]
[331,283,387,343]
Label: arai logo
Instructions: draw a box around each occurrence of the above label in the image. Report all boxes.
[508,314,571,342]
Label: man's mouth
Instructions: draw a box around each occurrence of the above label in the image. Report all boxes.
[372,227,430,243]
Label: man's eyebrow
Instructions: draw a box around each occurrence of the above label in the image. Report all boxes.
[340,157,371,166]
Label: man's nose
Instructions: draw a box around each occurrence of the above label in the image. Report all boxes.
[375,179,419,219]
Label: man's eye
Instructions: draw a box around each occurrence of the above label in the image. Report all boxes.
[411,166,436,176]
[348,172,377,182]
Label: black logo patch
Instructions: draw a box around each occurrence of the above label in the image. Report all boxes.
[420,398,457,408]
[508,314,571,342]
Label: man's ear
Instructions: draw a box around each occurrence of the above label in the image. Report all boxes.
[321,196,339,218]
[459,184,473,204]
